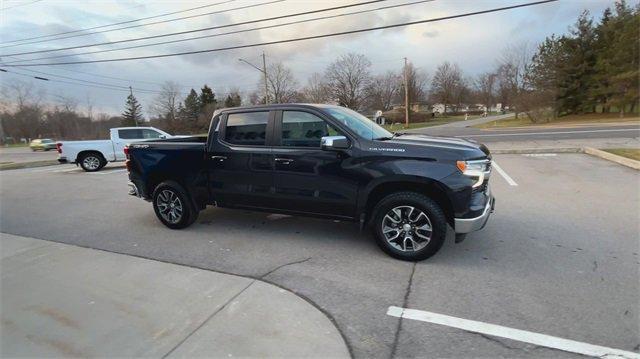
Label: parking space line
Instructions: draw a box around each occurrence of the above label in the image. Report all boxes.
[387,306,639,359]
[492,161,518,186]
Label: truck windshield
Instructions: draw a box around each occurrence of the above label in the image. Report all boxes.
[324,107,393,140]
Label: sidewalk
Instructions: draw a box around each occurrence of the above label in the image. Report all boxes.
[0,233,350,358]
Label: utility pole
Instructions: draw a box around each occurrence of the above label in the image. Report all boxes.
[129,86,139,127]
[239,53,269,104]
[403,57,409,128]
[262,52,269,104]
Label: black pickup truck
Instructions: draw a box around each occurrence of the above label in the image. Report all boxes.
[126,104,494,261]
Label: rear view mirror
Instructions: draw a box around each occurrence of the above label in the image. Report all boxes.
[321,136,349,151]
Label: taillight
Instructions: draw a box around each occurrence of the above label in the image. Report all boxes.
[123,145,129,159]
[56,143,62,153]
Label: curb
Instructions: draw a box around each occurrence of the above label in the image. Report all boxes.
[583,147,640,170]
[0,160,60,171]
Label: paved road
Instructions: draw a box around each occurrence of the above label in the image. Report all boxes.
[410,122,640,143]
[1,155,638,358]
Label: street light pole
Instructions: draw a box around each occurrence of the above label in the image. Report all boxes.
[238,52,269,104]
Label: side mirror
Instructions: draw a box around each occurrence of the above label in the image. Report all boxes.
[321,135,349,151]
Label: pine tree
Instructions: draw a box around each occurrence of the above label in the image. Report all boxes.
[121,91,143,126]
[199,85,217,110]
[183,89,201,123]
[223,92,242,108]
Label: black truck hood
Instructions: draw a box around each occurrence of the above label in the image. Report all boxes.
[378,134,490,159]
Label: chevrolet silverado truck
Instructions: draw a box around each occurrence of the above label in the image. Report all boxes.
[126,104,495,261]
[57,127,172,172]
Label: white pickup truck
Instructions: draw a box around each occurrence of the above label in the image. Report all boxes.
[57,127,173,172]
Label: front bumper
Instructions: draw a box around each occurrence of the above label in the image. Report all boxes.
[454,195,495,234]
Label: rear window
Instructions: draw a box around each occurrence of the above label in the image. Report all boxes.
[118,129,162,139]
[224,112,269,146]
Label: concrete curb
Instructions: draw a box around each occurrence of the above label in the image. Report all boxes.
[0,160,59,171]
[583,147,640,170]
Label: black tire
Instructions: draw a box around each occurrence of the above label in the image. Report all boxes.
[78,152,106,172]
[152,181,199,229]
[371,192,447,261]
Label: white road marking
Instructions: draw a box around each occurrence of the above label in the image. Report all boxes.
[387,306,639,359]
[522,153,557,157]
[458,128,638,138]
[491,161,518,186]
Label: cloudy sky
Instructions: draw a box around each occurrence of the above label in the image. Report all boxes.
[0,0,616,116]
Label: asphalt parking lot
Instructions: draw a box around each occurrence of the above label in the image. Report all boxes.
[1,153,638,358]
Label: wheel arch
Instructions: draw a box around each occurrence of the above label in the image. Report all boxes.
[76,149,107,163]
[362,177,454,228]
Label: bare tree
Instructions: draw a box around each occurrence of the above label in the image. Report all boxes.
[325,53,372,110]
[430,61,464,113]
[399,63,428,106]
[366,71,400,111]
[497,42,533,118]
[302,72,331,103]
[266,62,299,103]
[149,81,182,124]
[475,72,497,112]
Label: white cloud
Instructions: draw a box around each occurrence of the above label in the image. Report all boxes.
[0,0,616,115]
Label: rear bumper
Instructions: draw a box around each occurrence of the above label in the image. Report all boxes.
[128,181,150,201]
[454,195,495,234]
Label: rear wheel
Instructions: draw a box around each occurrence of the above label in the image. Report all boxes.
[152,181,198,229]
[79,152,106,172]
[371,192,447,261]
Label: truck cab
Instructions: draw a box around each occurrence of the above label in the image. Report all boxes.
[126,104,495,261]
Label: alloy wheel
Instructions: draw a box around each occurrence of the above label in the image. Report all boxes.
[381,206,432,252]
[156,189,183,224]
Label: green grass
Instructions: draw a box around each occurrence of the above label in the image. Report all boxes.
[383,115,480,131]
[602,148,640,161]
[474,113,640,129]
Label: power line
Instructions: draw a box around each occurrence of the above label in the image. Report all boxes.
[2,0,560,67]
[0,0,285,50]
[1,0,388,57]
[0,0,43,12]
[0,0,237,45]
[8,0,432,64]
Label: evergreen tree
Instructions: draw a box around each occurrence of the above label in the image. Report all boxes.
[183,89,201,122]
[223,92,242,108]
[527,35,567,119]
[199,85,217,110]
[557,11,598,114]
[121,92,143,126]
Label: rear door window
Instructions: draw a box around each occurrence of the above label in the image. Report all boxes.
[224,112,269,146]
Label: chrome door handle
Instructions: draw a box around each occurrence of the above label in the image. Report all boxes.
[211,155,227,161]
[275,158,294,164]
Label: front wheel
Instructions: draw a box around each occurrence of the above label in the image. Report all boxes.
[152,181,199,229]
[371,192,447,261]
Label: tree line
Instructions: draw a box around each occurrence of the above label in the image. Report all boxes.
[2,1,637,142]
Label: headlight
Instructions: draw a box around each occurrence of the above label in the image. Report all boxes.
[456,159,491,188]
